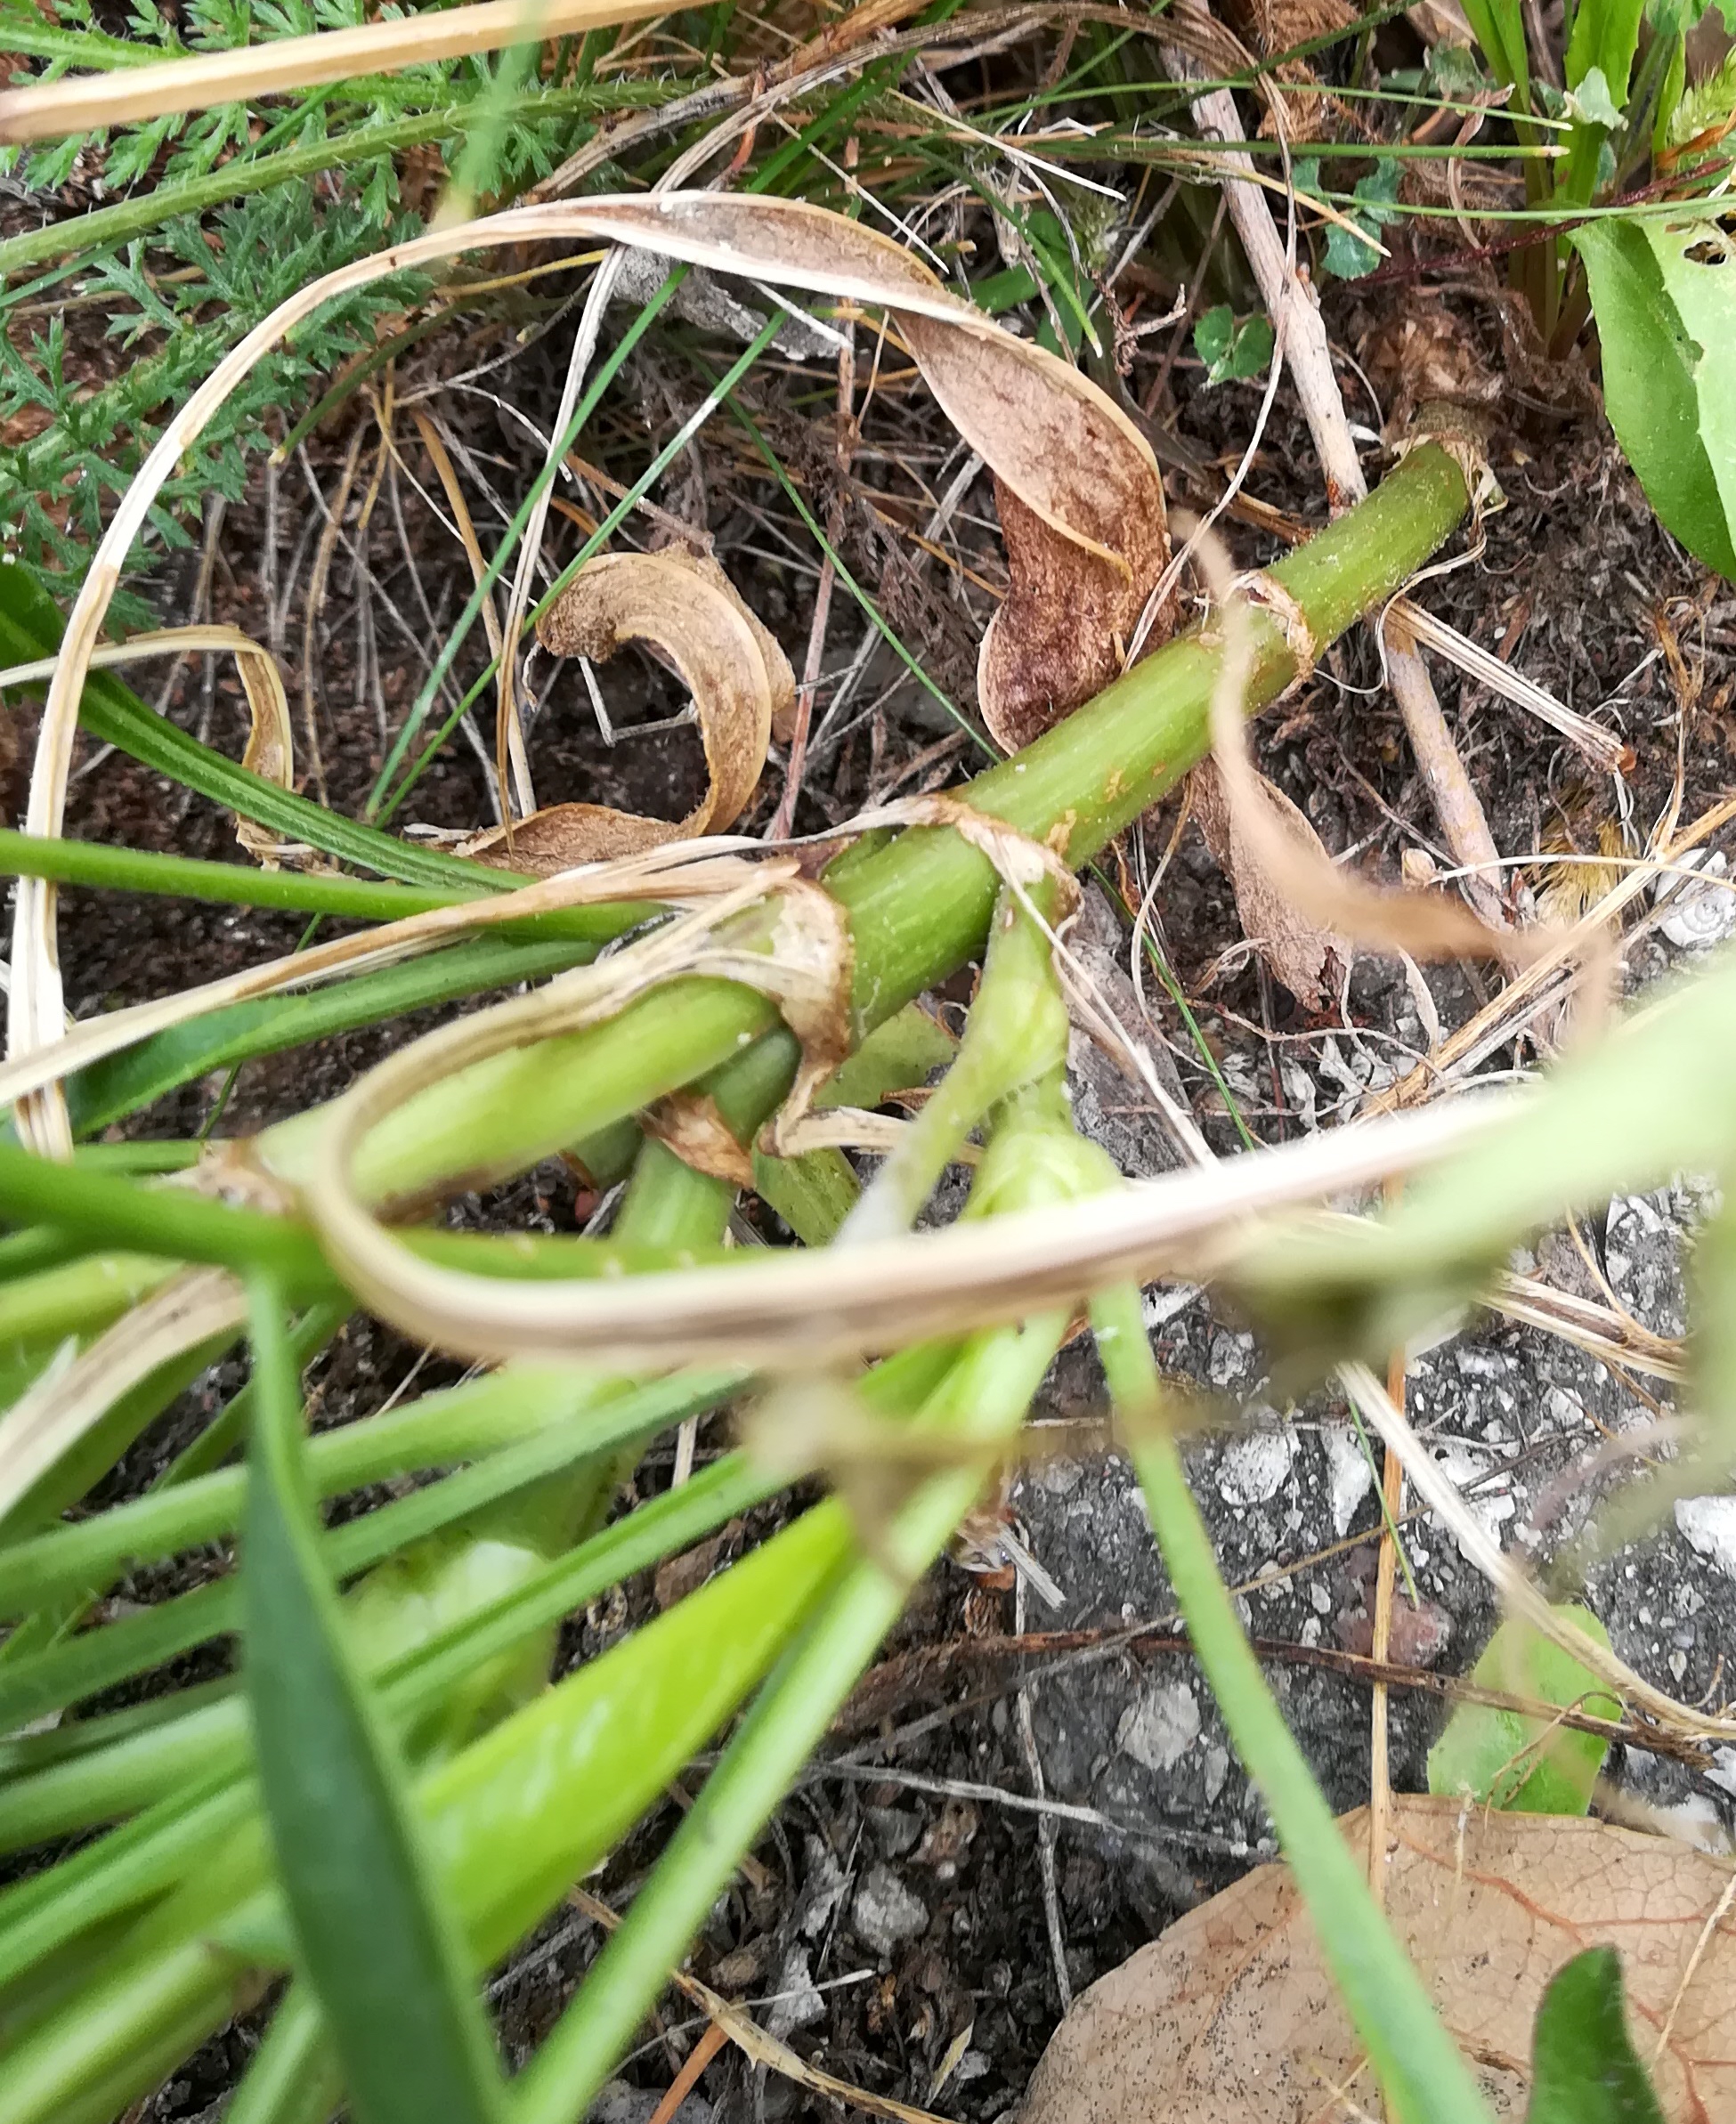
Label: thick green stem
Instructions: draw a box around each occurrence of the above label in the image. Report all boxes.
[0,450,1466,1250]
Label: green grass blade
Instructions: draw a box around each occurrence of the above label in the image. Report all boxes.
[0,560,510,891]
[1092,1284,1495,2124]
[0,1366,744,1732]
[62,935,600,1136]
[242,1272,507,2124]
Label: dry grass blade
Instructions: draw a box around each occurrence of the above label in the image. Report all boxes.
[0,625,296,864]
[304,1085,1505,1369]
[1340,1361,1736,1742]
[407,407,534,820]
[466,551,794,871]
[1386,596,1632,776]
[0,0,674,143]
[0,1269,244,1528]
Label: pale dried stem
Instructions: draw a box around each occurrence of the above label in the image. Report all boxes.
[1340,1360,1736,1742]
[1168,5,1509,927]
[0,0,672,142]
[305,1089,1506,1371]
[410,408,535,815]
[1389,596,1629,776]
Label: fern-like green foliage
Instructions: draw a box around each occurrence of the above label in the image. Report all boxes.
[0,0,591,618]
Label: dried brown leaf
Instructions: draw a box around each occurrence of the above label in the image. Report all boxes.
[1197,532,1531,979]
[1189,756,1350,1009]
[465,549,793,871]
[643,1090,756,1188]
[1022,1797,1736,2123]
[552,193,1174,753]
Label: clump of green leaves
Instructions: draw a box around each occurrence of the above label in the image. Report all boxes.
[1294,156,1402,281]
[1193,304,1274,384]
[1,191,430,616]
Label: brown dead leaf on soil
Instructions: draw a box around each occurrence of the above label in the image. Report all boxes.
[1188,756,1351,1009]
[1022,1796,1736,2123]
[464,548,793,871]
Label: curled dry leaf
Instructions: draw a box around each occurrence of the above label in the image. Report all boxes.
[1197,534,1532,984]
[1022,1797,1736,2123]
[554,193,1175,754]
[1188,756,1350,1010]
[465,550,794,871]
[0,624,296,867]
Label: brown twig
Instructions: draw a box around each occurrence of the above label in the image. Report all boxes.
[835,1627,1714,1768]
[646,2018,728,2124]
[569,1889,955,2124]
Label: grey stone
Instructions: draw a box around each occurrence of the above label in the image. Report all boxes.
[1218,1423,1297,1507]
[1115,1680,1200,1773]
[590,2081,711,2124]
[1675,1496,1736,1579]
[851,1863,929,1957]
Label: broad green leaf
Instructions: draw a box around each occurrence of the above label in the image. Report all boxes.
[1565,0,1644,101]
[1194,304,1276,384]
[1526,1948,1667,2122]
[1571,215,1736,579]
[242,1275,507,2124]
[1428,1607,1621,1814]
[1320,162,1403,280]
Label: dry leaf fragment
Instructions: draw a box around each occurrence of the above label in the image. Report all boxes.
[1189,756,1351,1009]
[547,193,1174,753]
[1022,1796,1736,2123]
[466,549,794,871]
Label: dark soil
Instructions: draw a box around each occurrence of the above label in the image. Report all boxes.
[10,154,1736,2124]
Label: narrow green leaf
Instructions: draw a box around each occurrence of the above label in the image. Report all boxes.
[1097,1285,1496,2124]
[1526,1947,1667,2123]
[241,1273,507,2124]
[1427,1606,1621,1813]
[1565,0,1645,102]
[0,1366,742,1734]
